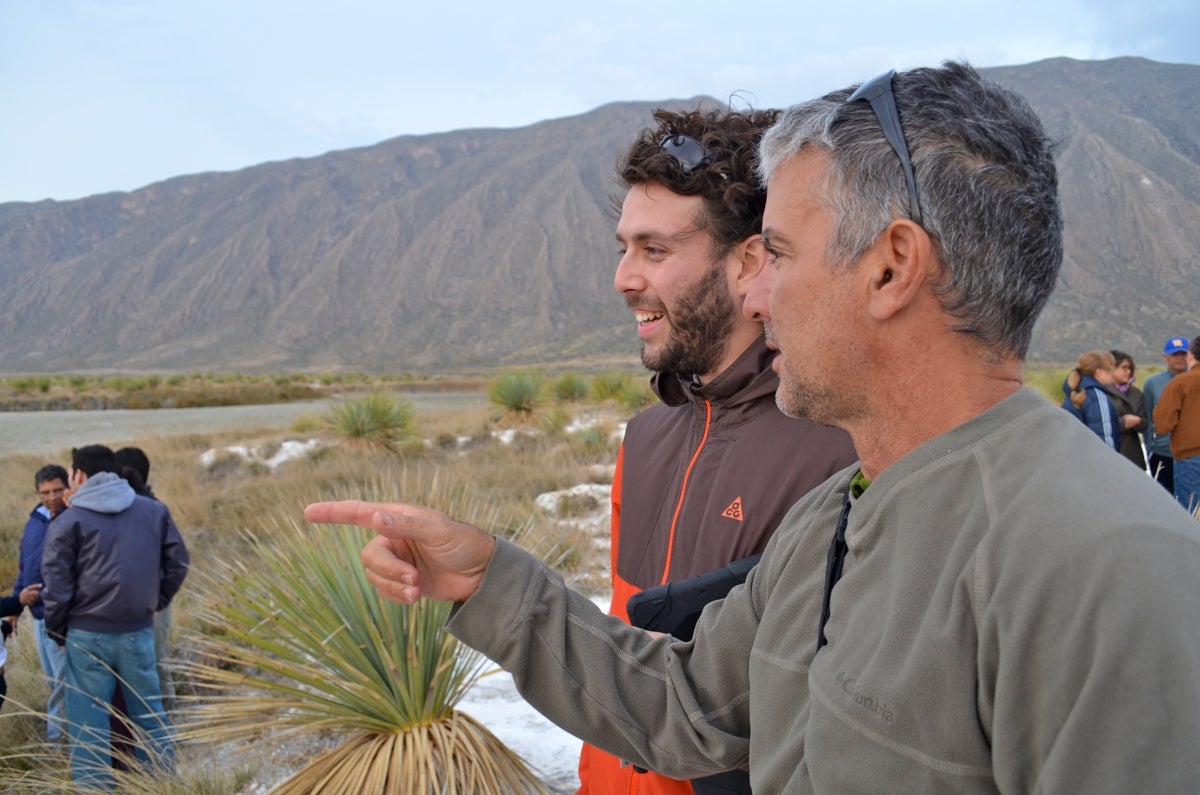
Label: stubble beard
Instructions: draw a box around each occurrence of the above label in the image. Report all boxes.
[637,264,736,376]
[769,326,862,429]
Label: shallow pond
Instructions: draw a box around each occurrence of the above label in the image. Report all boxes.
[0,392,486,457]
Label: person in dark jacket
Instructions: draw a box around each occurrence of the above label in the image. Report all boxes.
[1061,350,1121,451]
[9,463,69,740]
[107,446,175,771]
[0,583,45,710]
[577,107,857,795]
[42,444,189,787]
[1108,350,1148,470]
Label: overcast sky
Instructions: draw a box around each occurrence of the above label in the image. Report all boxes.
[1,0,1196,204]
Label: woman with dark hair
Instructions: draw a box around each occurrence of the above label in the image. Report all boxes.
[1062,350,1121,451]
[1108,350,1149,471]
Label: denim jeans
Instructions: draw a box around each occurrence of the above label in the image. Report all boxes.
[1174,455,1200,517]
[33,618,68,741]
[64,627,173,787]
[153,604,175,712]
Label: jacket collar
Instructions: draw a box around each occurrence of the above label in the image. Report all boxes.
[651,335,779,408]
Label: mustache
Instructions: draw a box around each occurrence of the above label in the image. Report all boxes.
[624,295,665,313]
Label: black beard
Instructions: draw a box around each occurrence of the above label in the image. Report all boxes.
[641,264,736,376]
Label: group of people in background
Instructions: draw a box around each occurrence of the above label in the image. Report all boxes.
[1062,335,1200,513]
[2,445,188,787]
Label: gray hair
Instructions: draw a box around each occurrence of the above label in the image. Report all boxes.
[758,61,1061,361]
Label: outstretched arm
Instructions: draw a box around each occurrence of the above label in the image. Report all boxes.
[304,500,497,604]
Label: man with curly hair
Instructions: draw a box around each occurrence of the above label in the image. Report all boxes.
[313,62,1200,792]
[577,108,856,795]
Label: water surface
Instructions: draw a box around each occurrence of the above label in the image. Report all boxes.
[0,392,486,458]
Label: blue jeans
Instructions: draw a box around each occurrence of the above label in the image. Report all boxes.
[64,627,173,787]
[153,605,175,711]
[33,618,68,741]
[1174,455,1200,516]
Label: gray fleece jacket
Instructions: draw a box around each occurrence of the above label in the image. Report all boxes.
[449,389,1200,793]
[41,472,189,640]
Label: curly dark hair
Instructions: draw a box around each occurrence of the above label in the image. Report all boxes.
[617,107,781,259]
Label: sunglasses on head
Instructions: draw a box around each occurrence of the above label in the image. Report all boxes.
[846,69,924,228]
[659,133,713,174]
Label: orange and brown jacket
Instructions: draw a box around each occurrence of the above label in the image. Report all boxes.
[577,336,857,794]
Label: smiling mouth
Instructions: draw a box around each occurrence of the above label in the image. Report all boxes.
[635,311,664,326]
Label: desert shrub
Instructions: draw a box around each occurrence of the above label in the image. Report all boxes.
[570,423,618,460]
[326,392,418,453]
[617,381,654,412]
[0,386,617,789]
[487,370,543,414]
[178,474,551,794]
[289,412,324,434]
[550,372,590,403]
[537,406,572,436]
[590,371,632,402]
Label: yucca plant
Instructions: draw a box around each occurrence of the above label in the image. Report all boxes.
[550,372,590,403]
[487,370,543,415]
[326,392,418,453]
[176,478,551,794]
[589,371,633,402]
[617,380,654,412]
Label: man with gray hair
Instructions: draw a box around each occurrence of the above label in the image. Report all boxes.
[308,62,1200,791]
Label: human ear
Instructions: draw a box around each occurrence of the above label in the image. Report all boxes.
[866,220,931,321]
[732,235,768,298]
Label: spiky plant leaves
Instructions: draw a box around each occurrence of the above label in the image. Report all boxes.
[589,371,633,403]
[486,370,544,415]
[325,392,417,453]
[550,373,589,403]
[178,495,550,794]
[270,713,549,795]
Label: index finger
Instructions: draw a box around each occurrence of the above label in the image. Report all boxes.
[305,500,398,527]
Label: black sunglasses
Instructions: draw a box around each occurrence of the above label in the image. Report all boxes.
[659,134,713,174]
[846,69,924,228]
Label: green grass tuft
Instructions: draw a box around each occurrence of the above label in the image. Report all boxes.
[487,371,544,414]
[326,392,418,453]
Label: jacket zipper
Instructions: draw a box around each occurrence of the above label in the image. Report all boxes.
[658,398,712,585]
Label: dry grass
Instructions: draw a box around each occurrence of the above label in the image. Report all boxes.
[0,394,624,790]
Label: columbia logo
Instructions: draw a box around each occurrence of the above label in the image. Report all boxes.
[722,497,744,522]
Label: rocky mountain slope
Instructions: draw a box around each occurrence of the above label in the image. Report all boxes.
[1,57,1197,373]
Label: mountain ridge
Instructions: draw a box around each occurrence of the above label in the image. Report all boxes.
[2,58,1197,373]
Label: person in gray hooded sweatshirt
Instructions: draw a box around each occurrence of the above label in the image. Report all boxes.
[42,444,189,788]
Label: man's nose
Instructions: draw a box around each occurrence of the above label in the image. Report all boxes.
[744,262,773,321]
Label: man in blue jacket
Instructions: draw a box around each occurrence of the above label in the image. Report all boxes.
[8,463,69,740]
[1144,336,1192,492]
[42,444,189,787]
